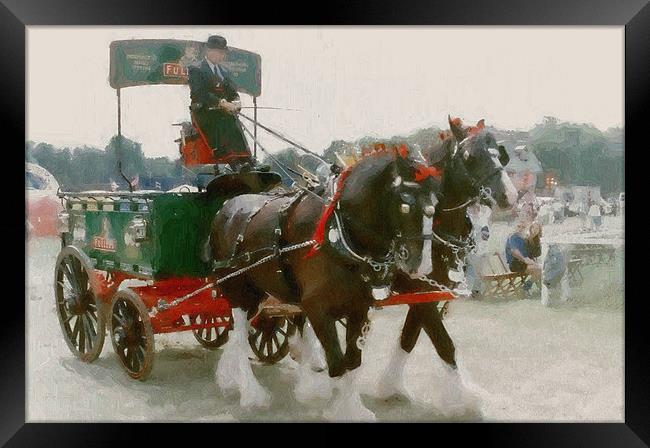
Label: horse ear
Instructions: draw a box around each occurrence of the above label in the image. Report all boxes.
[448,115,467,142]
[476,119,485,129]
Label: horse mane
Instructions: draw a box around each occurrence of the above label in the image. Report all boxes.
[305,143,406,258]
[359,142,409,161]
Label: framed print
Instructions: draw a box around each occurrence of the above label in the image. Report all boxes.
[4,0,648,444]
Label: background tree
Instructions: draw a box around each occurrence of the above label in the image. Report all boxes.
[105,135,146,186]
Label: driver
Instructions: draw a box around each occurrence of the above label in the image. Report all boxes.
[188,35,267,172]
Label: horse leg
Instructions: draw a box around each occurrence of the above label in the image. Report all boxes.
[419,303,456,367]
[215,306,271,410]
[289,318,332,403]
[323,310,376,421]
[372,304,422,400]
[419,305,482,416]
[288,316,326,371]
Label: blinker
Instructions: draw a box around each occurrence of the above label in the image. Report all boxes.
[400,192,416,205]
[400,204,411,214]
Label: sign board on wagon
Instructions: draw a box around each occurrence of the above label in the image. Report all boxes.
[109,39,262,97]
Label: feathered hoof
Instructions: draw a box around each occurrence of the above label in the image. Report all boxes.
[294,370,332,403]
[239,384,272,410]
[323,396,376,422]
[323,373,376,422]
[371,377,410,402]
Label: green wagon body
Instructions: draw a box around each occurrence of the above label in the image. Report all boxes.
[60,191,224,279]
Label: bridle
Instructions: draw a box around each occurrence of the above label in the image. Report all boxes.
[440,139,503,212]
[328,207,396,278]
[321,165,439,280]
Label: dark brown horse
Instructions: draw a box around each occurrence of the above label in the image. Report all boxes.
[372,117,517,413]
[209,146,441,418]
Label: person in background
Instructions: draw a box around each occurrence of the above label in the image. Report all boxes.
[516,192,537,227]
[505,221,542,292]
[579,199,590,230]
[588,199,602,230]
[552,199,565,224]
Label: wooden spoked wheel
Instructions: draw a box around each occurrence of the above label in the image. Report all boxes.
[192,314,230,349]
[54,246,105,363]
[248,316,297,364]
[109,289,155,380]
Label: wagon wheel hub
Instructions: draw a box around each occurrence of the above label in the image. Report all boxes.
[65,290,91,315]
[123,321,143,347]
[248,316,297,364]
[110,291,155,380]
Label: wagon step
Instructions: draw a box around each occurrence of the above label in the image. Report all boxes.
[259,302,304,318]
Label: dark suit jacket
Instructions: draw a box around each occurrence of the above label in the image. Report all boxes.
[188,59,249,156]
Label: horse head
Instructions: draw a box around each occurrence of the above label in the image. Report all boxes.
[426,117,518,210]
[337,144,442,279]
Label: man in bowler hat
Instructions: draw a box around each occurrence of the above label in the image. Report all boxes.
[188,35,260,171]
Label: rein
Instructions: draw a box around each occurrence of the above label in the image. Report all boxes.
[304,154,435,275]
[439,140,502,213]
[304,165,354,258]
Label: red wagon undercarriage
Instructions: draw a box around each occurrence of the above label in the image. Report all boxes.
[90,269,455,336]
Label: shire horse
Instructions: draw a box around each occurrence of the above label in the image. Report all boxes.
[372,117,518,413]
[209,145,441,419]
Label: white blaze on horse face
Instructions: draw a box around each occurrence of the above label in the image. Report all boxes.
[501,171,518,207]
[489,151,518,207]
[415,214,434,277]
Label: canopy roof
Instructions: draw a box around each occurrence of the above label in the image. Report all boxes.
[109,39,262,97]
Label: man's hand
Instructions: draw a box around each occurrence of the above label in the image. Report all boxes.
[219,99,241,114]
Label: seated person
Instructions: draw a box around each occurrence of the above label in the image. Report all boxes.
[505,222,542,285]
[588,200,602,230]
[188,35,268,173]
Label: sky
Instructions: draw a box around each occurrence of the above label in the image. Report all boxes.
[27,26,624,159]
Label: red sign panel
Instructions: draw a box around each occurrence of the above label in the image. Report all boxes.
[163,62,188,78]
[92,236,117,252]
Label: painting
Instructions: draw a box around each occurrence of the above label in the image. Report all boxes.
[26,26,624,422]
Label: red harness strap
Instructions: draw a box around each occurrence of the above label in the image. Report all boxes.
[414,164,443,182]
[304,166,353,259]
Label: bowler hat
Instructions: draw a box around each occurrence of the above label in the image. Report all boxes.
[206,35,227,50]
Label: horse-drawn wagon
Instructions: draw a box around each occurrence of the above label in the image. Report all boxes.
[53,38,456,381]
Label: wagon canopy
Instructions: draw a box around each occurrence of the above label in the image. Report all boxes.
[109,39,262,97]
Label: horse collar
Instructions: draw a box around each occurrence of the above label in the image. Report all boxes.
[328,210,396,272]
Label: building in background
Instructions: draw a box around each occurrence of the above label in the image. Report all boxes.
[504,143,543,194]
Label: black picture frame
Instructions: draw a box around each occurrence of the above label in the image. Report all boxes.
[6,0,647,445]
